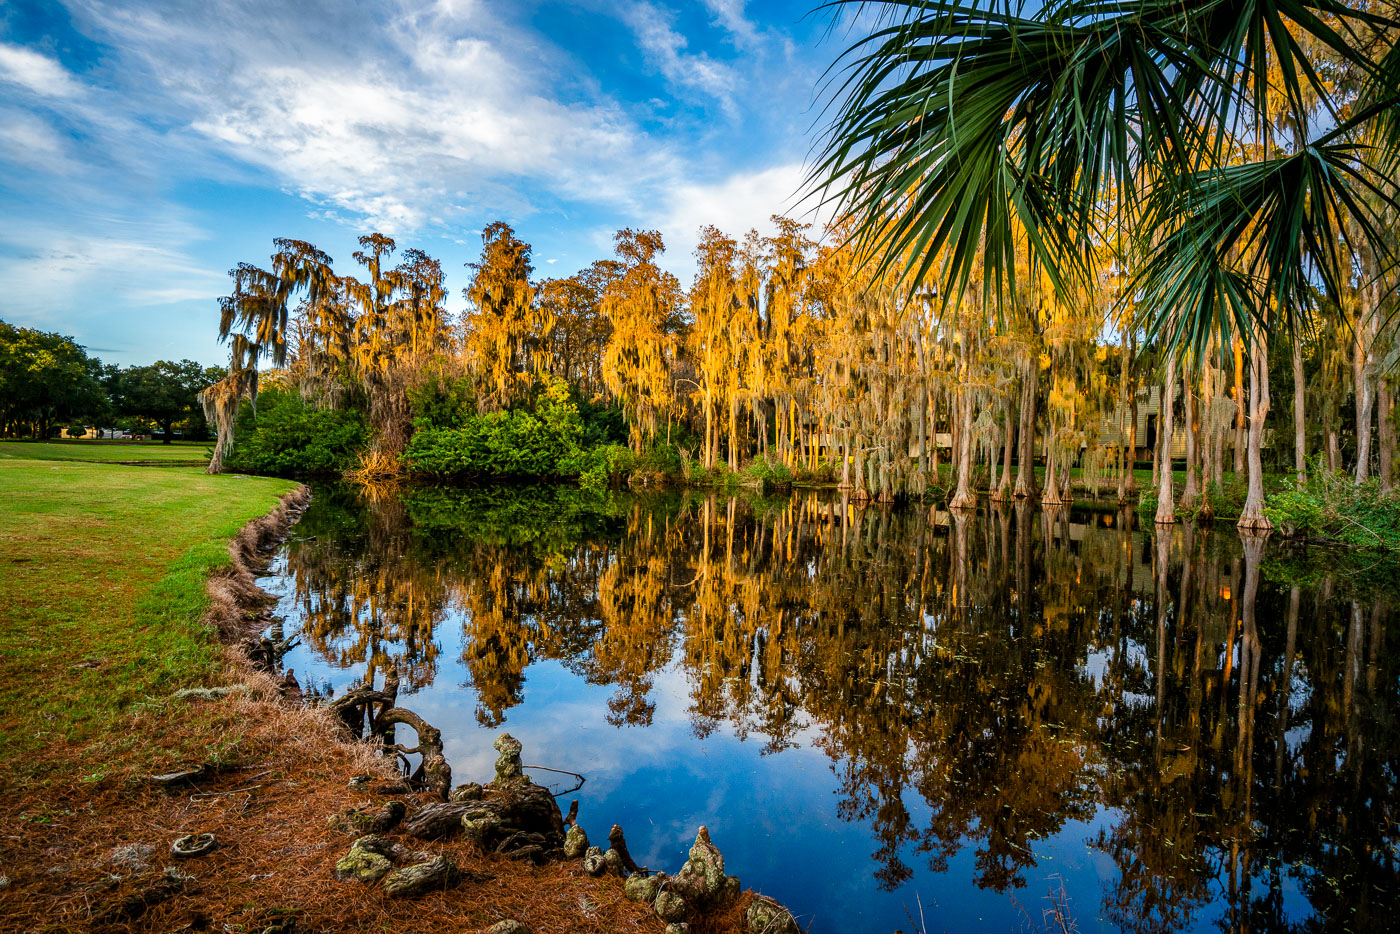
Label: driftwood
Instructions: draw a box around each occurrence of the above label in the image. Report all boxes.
[404,803,477,840]
[328,682,451,799]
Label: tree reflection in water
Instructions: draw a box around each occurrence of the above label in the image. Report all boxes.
[278,485,1399,933]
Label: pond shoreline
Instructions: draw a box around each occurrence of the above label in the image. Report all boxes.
[208,485,797,933]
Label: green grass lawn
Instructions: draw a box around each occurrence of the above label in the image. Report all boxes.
[0,439,212,464]
[0,457,294,786]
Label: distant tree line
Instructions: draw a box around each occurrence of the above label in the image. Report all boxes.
[0,319,222,442]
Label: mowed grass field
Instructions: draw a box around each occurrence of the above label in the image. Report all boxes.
[0,453,294,786]
[0,439,211,464]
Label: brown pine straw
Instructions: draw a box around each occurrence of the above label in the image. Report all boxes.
[0,487,755,933]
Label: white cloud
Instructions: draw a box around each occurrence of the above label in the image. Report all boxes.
[624,2,738,114]
[0,43,84,98]
[702,0,761,48]
[59,0,684,234]
[651,161,833,283]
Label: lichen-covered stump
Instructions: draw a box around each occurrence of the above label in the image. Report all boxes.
[746,895,800,934]
[382,856,460,898]
[491,732,525,785]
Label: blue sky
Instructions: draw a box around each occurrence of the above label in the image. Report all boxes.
[0,0,848,365]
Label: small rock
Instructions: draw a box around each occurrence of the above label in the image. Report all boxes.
[563,824,589,859]
[449,782,484,802]
[603,847,625,876]
[347,775,372,788]
[654,891,689,923]
[382,856,459,897]
[746,895,800,934]
[663,925,691,934]
[372,780,413,795]
[582,845,606,876]
[333,846,392,884]
[485,922,530,934]
[624,873,661,903]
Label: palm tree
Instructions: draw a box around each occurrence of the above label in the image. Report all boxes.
[815,0,1400,529]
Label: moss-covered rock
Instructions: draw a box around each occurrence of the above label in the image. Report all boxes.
[603,847,625,876]
[563,824,589,859]
[332,846,392,884]
[654,890,689,923]
[745,895,800,934]
[582,845,606,876]
[492,733,525,785]
[624,873,662,903]
[449,781,484,802]
[382,857,458,897]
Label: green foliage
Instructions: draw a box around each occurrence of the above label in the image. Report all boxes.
[403,378,584,479]
[792,458,839,485]
[0,319,108,438]
[1266,463,1400,552]
[224,388,368,475]
[742,456,794,487]
[562,444,635,492]
[1203,478,1247,519]
[105,359,222,441]
[574,392,628,447]
[407,373,476,429]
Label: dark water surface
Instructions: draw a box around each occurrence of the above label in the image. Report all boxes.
[259,484,1400,933]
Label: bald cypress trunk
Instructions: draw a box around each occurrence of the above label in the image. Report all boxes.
[1238,342,1273,532]
[1155,352,1178,525]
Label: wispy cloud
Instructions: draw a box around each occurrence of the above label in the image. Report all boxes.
[0,43,84,98]
[702,0,761,48]
[62,0,684,234]
[623,2,739,116]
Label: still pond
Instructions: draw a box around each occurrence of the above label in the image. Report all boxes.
[258,485,1399,933]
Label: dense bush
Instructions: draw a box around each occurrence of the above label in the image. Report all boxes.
[224,388,368,475]
[1266,463,1400,551]
[402,378,588,479]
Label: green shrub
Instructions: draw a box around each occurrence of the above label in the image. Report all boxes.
[407,373,475,428]
[402,378,586,480]
[742,456,793,486]
[1266,462,1400,551]
[224,388,368,475]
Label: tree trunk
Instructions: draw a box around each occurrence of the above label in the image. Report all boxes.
[704,382,714,470]
[1379,379,1394,494]
[1042,447,1061,505]
[1014,356,1039,498]
[917,390,928,474]
[1354,307,1375,483]
[1117,337,1133,504]
[993,407,1013,502]
[1238,341,1273,531]
[1156,351,1178,524]
[1182,375,1200,509]
[950,342,976,510]
[1292,335,1306,481]
[1233,337,1246,476]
